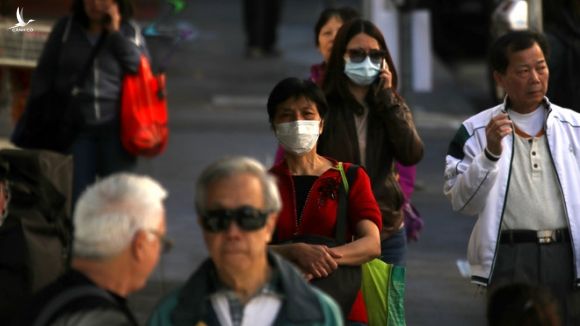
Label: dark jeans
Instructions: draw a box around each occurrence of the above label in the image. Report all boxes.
[491,241,580,325]
[242,0,281,50]
[380,227,407,266]
[71,122,136,204]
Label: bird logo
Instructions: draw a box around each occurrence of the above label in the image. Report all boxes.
[9,7,35,30]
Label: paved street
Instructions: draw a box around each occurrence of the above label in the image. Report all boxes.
[0,1,498,325]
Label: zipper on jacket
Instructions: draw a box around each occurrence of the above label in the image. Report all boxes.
[543,106,577,287]
[487,107,515,286]
[94,57,101,120]
[289,171,319,235]
[288,174,303,236]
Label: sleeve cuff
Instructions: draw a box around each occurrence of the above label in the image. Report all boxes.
[484,147,501,162]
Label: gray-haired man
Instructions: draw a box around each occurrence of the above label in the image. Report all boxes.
[15,173,169,326]
[444,31,580,323]
[148,156,342,326]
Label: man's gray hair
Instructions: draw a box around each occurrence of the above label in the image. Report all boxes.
[195,156,281,215]
[73,173,168,258]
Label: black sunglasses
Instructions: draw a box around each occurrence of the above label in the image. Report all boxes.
[201,206,269,232]
[346,48,386,65]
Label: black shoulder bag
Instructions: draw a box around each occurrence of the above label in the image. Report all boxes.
[291,163,362,318]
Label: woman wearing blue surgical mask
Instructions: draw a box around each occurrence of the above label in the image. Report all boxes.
[267,77,382,323]
[318,19,424,268]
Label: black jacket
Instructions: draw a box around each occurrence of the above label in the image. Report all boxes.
[13,269,137,326]
[317,88,424,236]
[30,15,143,125]
[149,252,342,326]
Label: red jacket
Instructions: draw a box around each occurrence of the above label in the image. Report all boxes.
[270,159,382,322]
[270,160,382,241]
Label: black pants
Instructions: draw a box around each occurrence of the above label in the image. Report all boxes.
[491,242,580,325]
[242,0,281,51]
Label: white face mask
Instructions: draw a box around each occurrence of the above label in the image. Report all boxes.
[344,56,381,86]
[275,120,320,156]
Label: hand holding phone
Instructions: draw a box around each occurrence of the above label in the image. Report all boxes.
[375,59,391,95]
[381,59,392,88]
[102,3,120,32]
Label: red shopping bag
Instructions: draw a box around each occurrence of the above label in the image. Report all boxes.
[121,55,168,157]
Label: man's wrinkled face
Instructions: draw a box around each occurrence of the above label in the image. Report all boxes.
[494,42,549,114]
[201,173,276,274]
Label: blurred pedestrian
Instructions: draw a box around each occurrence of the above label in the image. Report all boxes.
[148,156,343,326]
[317,19,424,266]
[487,283,561,326]
[26,0,148,204]
[543,0,580,112]
[266,77,382,322]
[243,0,282,58]
[444,30,580,324]
[13,173,169,326]
[310,6,359,85]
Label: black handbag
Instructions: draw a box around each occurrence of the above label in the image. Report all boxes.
[0,149,73,325]
[11,29,108,153]
[11,90,82,153]
[287,164,362,318]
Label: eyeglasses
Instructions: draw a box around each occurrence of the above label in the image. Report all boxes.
[346,48,387,65]
[146,230,174,254]
[201,206,269,232]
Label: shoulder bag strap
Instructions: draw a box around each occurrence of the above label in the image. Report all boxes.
[335,163,359,245]
[70,29,109,95]
[32,285,116,326]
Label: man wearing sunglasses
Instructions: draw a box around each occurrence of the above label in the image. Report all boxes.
[148,156,342,326]
[15,173,169,326]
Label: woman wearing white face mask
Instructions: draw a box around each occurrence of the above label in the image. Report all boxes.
[318,19,424,268]
[267,78,382,323]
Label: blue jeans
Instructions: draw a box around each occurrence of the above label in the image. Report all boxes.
[380,227,407,266]
[71,122,136,204]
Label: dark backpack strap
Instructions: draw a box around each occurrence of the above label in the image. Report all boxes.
[71,30,109,95]
[335,163,359,245]
[32,286,116,326]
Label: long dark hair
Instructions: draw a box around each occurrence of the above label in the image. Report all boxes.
[72,0,134,28]
[323,19,398,104]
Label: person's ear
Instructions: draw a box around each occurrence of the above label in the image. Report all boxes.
[131,230,149,261]
[319,119,324,134]
[264,213,278,243]
[493,71,505,90]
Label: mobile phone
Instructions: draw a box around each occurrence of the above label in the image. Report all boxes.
[374,73,385,95]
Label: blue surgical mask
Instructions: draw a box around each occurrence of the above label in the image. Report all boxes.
[344,56,381,86]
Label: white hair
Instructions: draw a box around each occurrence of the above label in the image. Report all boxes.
[73,173,168,259]
[195,156,281,215]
